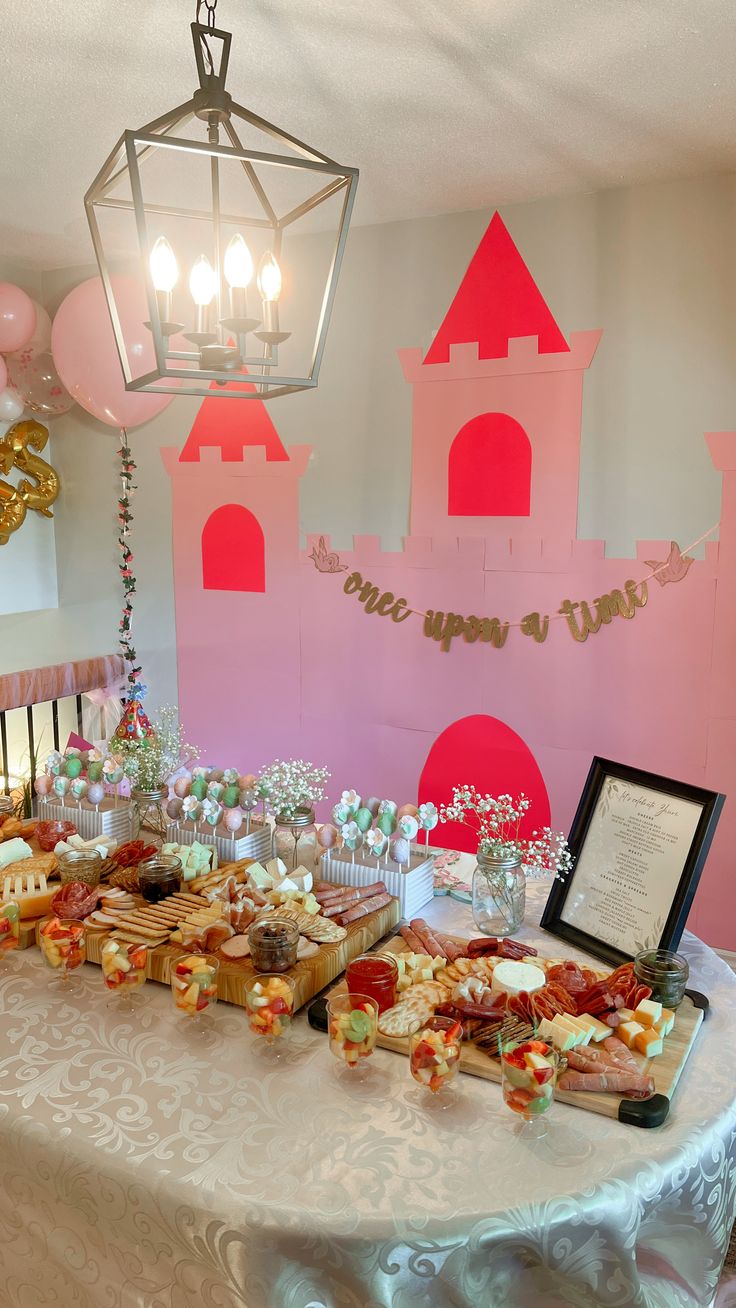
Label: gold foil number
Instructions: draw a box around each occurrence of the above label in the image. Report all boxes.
[0,419,59,545]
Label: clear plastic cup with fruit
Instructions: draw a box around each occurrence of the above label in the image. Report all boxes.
[0,901,20,959]
[39,917,86,988]
[101,939,148,1011]
[408,1015,463,1100]
[328,993,379,1076]
[244,973,295,1055]
[170,953,219,1024]
[501,1038,558,1135]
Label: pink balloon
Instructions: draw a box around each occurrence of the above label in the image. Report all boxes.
[0,284,36,353]
[0,356,6,392]
[51,276,175,428]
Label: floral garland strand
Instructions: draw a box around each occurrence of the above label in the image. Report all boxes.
[117,429,146,699]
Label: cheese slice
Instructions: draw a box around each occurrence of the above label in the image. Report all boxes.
[566,1014,595,1044]
[537,1017,577,1051]
[248,862,275,890]
[490,960,546,997]
[579,1013,612,1043]
[552,1014,588,1046]
[0,839,33,870]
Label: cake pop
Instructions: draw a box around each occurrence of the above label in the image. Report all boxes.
[354,806,374,833]
[340,789,361,816]
[364,827,387,870]
[222,768,239,786]
[202,798,223,829]
[46,751,63,776]
[71,778,88,808]
[173,775,192,799]
[397,803,419,820]
[377,809,397,839]
[364,796,381,817]
[166,797,183,822]
[398,814,419,843]
[208,769,225,783]
[53,775,71,800]
[87,781,105,810]
[34,774,52,805]
[222,784,240,809]
[239,787,259,834]
[317,823,338,859]
[65,756,83,781]
[182,795,201,827]
[418,802,439,851]
[224,807,244,835]
[378,799,397,818]
[391,835,411,869]
[190,776,208,802]
[341,820,363,866]
[87,761,104,784]
[332,801,351,827]
[207,780,225,802]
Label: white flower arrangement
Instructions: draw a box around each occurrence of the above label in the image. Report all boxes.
[439,785,572,879]
[118,706,200,792]
[258,759,330,822]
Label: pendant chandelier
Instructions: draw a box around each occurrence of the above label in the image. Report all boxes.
[85,0,359,400]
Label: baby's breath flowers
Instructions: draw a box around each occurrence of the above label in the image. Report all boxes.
[258,759,330,821]
[439,786,572,879]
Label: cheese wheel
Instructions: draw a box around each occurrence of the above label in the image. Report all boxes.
[490,960,546,997]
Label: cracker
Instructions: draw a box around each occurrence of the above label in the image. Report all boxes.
[274,906,347,942]
[378,997,433,1038]
[111,929,168,946]
[113,918,171,939]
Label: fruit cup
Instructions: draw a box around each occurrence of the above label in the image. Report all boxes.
[170,953,219,1022]
[101,938,148,1011]
[327,993,379,1076]
[408,1015,463,1100]
[244,973,295,1054]
[501,1039,558,1135]
[39,917,86,988]
[0,901,20,957]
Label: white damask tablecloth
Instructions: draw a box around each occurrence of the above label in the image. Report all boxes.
[0,879,734,1308]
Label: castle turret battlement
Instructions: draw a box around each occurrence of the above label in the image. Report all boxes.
[400,330,602,384]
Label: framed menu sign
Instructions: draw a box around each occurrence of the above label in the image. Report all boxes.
[540,758,724,967]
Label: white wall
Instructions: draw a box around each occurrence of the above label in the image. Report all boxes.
[1,171,733,717]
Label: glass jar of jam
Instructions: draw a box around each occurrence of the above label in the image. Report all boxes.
[634,947,689,1010]
[58,849,103,888]
[248,917,299,973]
[346,952,398,1013]
[138,855,182,903]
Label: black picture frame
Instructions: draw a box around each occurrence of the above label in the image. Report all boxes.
[540,757,725,968]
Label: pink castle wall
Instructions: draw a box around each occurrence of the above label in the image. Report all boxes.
[162,215,735,950]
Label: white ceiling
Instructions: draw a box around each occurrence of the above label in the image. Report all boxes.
[3,0,736,268]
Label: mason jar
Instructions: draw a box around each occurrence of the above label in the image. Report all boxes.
[272,807,318,871]
[634,948,689,1010]
[472,849,526,936]
[58,849,103,888]
[130,787,168,847]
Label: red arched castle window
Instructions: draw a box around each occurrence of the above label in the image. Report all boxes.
[201,504,265,592]
[448,413,531,516]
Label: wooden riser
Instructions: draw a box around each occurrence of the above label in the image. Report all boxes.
[84,897,401,1012]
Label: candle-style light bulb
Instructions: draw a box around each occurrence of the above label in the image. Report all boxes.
[224,234,253,289]
[149,236,178,326]
[149,236,179,293]
[189,255,217,306]
[257,251,282,332]
[189,255,217,335]
[257,252,282,303]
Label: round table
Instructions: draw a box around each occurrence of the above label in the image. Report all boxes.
[0,879,734,1308]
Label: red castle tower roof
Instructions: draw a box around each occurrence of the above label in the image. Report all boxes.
[423,211,569,365]
[179,373,289,463]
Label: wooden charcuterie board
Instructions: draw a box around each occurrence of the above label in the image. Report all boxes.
[84,894,401,1013]
[328,935,706,1127]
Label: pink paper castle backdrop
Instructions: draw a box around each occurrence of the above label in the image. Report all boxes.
[162,213,735,949]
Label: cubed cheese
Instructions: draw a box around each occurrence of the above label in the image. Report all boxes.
[653,1008,675,1037]
[618,1020,646,1049]
[265,857,288,880]
[616,1008,635,1024]
[579,1013,612,1043]
[291,866,314,893]
[634,998,663,1028]
[490,960,546,997]
[634,1027,664,1057]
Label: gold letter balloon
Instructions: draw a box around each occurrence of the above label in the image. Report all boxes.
[0,419,60,545]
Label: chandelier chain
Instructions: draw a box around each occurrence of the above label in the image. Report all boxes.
[196,0,218,30]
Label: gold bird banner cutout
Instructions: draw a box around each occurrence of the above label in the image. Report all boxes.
[312,534,712,649]
[0,419,60,546]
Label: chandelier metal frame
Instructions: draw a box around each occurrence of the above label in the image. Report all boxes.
[84,5,359,400]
